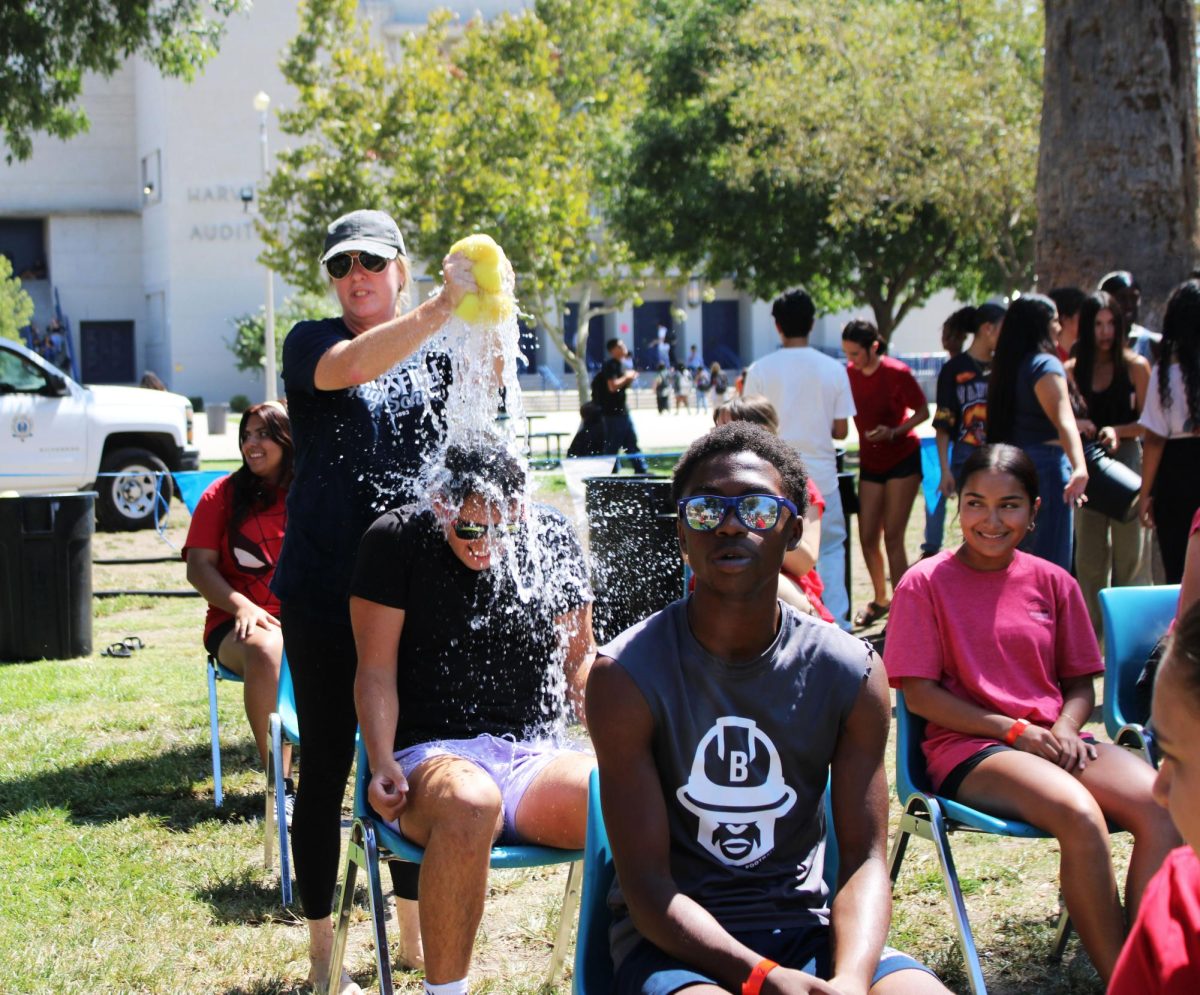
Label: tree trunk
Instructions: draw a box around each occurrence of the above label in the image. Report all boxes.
[1037,0,1198,328]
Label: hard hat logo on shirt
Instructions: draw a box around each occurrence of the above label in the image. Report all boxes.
[677,717,797,867]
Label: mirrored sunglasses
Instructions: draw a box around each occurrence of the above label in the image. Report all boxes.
[677,494,798,533]
[325,251,390,280]
[452,519,520,541]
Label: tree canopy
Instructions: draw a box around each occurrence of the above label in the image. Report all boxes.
[0,0,243,162]
[260,0,647,398]
[0,258,34,342]
[613,0,1042,339]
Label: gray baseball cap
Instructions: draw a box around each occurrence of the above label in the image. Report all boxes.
[321,209,406,262]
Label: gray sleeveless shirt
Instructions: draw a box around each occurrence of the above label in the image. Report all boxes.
[600,598,872,964]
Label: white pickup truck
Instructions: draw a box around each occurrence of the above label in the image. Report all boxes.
[0,337,201,530]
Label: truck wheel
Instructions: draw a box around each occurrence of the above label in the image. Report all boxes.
[96,448,175,531]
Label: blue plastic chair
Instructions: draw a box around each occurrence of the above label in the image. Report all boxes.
[888,691,1076,995]
[328,736,585,995]
[175,469,229,515]
[265,652,299,906]
[573,768,839,994]
[206,654,244,808]
[1098,584,1179,764]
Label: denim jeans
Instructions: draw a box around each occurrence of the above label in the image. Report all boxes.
[1018,443,1073,571]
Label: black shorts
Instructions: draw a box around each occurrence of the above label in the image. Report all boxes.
[940,732,1099,800]
[859,448,922,485]
[204,618,236,659]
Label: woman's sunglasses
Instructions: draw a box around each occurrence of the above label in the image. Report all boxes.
[677,494,798,533]
[325,251,390,280]
[452,519,520,541]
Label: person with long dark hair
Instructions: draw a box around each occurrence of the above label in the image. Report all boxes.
[1138,279,1200,583]
[1066,291,1151,631]
[886,444,1177,986]
[986,294,1088,569]
[841,319,929,627]
[184,401,294,790]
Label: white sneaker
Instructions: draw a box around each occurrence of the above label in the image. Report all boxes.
[283,779,296,830]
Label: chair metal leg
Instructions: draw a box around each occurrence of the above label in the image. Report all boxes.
[207,659,223,808]
[546,859,584,986]
[1050,906,1072,962]
[267,713,292,906]
[362,822,395,995]
[328,821,363,995]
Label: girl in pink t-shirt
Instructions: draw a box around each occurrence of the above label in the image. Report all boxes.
[885,443,1178,985]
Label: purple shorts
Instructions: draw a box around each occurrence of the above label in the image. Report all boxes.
[394,734,591,842]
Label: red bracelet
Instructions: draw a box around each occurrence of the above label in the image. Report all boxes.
[1004,718,1030,746]
[742,958,779,995]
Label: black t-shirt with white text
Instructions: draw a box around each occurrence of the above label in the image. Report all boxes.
[350,506,592,750]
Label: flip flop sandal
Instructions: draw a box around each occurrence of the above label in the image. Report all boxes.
[122,636,146,651]
[853,601,890,629]
[102,643,132,658]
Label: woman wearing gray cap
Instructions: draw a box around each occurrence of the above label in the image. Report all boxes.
[271,209,475,993]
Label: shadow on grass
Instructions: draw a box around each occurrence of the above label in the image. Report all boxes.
[198,867,297,925]
[0,740,265,830]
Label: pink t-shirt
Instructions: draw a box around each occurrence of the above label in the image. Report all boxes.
[883,549,1102,790]
[1109,846,1200,994]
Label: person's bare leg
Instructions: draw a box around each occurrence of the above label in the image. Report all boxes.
[512,753,594,848]
[871,968,953,993]
[856,481,888,607]
[956,750,1125,981]
[400,757,503,985]
[217,625,284,771]
[1076,742,1179,922]
[882,473,922,590]
[307,915,362,994]
[395,897,424,971]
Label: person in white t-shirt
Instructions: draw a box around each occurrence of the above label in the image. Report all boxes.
[744,288,856,628]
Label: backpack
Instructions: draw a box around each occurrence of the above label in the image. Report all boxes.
[694,369,710,391]
[590,368,609,404]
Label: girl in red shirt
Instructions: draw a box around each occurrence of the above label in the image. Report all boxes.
[841,320,929,627]
[184,402,293,781]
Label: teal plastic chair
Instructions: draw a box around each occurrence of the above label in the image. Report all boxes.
[175,469,228,515]
[573,768,838,994]
[888,691,1077,995]
[1098,584,1179,764]
[266,652,299,906]
[327,736,585,995]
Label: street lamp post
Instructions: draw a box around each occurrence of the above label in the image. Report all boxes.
[253,90,277,402]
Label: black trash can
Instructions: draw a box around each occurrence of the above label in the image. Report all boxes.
[0,493,95,661]
[585,476,684,643]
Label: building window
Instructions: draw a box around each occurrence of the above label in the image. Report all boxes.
[0,218,48,280]
[141,150,162,206]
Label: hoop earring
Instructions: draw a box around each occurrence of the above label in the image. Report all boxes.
[1027,520,1036,533]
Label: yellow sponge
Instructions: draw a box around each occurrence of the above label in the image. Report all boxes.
[449,234,514,323]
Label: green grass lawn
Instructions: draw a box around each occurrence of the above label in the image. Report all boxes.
[0,481,1121,994]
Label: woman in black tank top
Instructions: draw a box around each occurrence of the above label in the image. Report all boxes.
[1066,291,1152,635]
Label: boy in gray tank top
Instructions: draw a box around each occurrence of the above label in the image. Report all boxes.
[587,423,948,995]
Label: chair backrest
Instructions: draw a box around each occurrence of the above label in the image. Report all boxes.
[894,690,934,805]
[573,769,840,995]
[1099,585,1179,736]
[175,470,229,514]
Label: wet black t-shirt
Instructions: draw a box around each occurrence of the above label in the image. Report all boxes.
[272,317,450,619]
[350,506,592,750]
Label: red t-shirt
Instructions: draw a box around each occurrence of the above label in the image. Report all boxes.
[846,356,928,474]
[182,475,287,644]
[883,549,1102,790]
[1109,846,1200,994]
